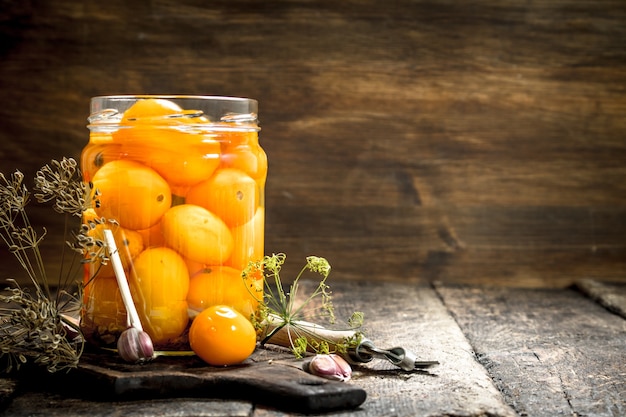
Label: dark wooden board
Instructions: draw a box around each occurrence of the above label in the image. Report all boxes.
[435,284,626,417]
[1,0,626,286]
[61,350,366,414]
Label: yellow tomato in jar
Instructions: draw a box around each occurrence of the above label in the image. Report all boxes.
[143,300,190,346]
[186,168,258,227]
[144,141,221,187]
[121,136,221,187]
[111,98,220,187]
[227,207,264,270]
[161,204,233,265]
[220,142,267,185]
[120,98,185,123]
[131,247,190,344]
[189,305,257,366]
[81,142,122,183]
[115,97,209,125]
[187,266,261,318]
[91,160,172,231]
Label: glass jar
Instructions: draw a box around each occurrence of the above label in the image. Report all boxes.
[80,95,266,350]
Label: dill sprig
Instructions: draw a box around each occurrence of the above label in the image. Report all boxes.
[0,158,99,373]
[34,158,88,217]
[0,280,81,373]
[243,253,364,358]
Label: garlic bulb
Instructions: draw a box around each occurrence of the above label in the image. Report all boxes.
[304,354,352,382]
[117,326,155,363]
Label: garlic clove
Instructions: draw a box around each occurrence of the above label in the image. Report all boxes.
[304,354,352,382]
[117,326,155,363]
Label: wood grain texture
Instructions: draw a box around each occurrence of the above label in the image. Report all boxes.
[3,280,623,416]
[1,0,625,286]
[435,284,626,417]
[324,280,517,417]
[68,351,366,414]
[0,280,517,417]
[3,394,254,417]
[575,279,626,318]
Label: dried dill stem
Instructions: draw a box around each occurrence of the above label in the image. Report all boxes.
[0,158,99,373]
[0,280,81,373]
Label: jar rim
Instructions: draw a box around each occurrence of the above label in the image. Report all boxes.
[88,95,259,131]
[91,94,256,103]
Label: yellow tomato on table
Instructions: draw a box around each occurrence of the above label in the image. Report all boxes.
[189,305,257,366]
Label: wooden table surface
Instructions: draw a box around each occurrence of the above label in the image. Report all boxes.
[1,279,624,417]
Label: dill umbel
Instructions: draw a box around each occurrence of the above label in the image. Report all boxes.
[243,254,364,359]
[0,158,101,373]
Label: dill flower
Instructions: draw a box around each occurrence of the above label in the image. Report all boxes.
[0,158,97,373]
[243,253,364,359]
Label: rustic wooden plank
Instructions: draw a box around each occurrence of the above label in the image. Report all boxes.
[3,394,254,417]
[434,284,626,417]
[0,280,517,417]
[575,279,626,319]
[1,0,626,287]
[288,279,517,417]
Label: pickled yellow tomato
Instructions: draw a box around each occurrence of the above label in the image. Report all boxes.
[227,207,264,270]
[131,247,190,344]
[120,98,185,123]
[91,160,171,230]
[187,265,261,318]
[161,204,233,265]
[112,98,220,187]
[187,168,258,227]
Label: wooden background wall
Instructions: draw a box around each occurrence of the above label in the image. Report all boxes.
[1,0,625,287]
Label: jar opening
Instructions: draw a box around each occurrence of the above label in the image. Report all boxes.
[88,95,259,132]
